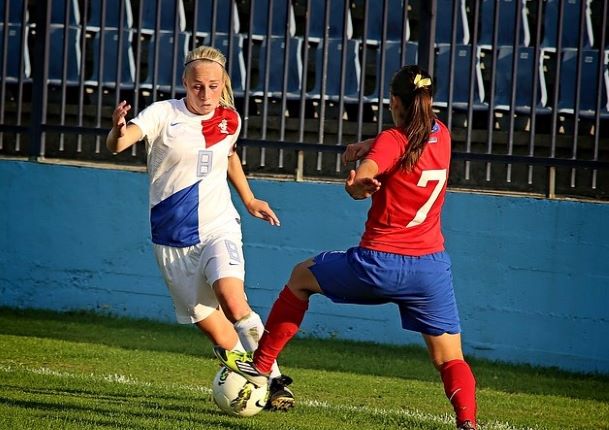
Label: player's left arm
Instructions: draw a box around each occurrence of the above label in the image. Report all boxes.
[227,150,280,226]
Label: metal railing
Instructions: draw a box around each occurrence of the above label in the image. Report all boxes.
[1,0,608,200]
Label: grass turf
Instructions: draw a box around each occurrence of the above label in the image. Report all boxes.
[0,307,608,430]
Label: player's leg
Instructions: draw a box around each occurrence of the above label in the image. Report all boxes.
[423,333,477,430]
[215,248,375,384]
[194,307,243,350]
[252,258,319,372]
[207,235,295,409]
[397,251,476,430]
[213,257,319,385]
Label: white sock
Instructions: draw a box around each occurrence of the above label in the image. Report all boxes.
[232,339,245,352]
[234,312,281,379]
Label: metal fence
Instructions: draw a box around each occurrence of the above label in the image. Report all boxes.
[1,0,609,200]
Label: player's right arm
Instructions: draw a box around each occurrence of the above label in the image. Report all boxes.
[345,159,381,200]
[106,100,143,154]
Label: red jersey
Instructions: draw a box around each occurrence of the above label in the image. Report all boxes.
[359,120,451,256]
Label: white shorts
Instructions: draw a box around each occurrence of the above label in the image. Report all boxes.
[153,232,245,324]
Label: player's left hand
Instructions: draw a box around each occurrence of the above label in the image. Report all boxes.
[246,198,281,226]
[345,170,381,200]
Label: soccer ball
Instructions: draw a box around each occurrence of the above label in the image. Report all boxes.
[212,366,269,417]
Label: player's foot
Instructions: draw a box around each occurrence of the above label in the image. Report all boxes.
[457,420,477,430]
[213,346,269,387]
[266,375,295,411]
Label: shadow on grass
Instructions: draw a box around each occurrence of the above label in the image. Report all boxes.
[2,306,609,403]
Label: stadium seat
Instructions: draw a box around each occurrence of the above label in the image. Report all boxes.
[50,0,80,26]
[556,48,609,118]
[85,29,136,90]
[253,36,303,99]
[308,38,360,102]
[140,0,186,34]
[47,26,82,86]
[250,0,296,40]
[87,0,134,31]
[193,0,240,39]
[366,40,418,104]
[435,0,469,45]
[209,34,247,97]
[141,30,190,94]
[0,24,31,82]
[479,0,530,49]
[492,46,550,115]
[307,0,353,42]
[433,44,487,111]
[541,0,594,51]
[0,0,28,25]
[353,0,410,45]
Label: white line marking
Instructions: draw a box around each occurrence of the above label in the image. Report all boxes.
[0,365,542,430]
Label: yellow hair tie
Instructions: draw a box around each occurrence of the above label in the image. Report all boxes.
[414,74,431,89]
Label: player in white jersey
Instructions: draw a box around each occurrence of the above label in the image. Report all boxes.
[105,45,294,411]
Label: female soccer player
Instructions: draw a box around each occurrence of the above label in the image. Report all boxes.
[215,65,478,429]
[105,45,294,411]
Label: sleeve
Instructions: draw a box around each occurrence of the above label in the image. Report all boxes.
[365,129,406,174]
[129,102,165,145]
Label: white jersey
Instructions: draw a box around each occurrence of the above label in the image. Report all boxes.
[131,99,242,247]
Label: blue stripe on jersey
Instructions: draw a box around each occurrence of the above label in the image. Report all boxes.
[150,181,200,247]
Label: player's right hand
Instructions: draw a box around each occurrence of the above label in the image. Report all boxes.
[112,100,131,137]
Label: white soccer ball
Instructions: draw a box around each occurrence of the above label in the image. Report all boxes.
[212,366,269,417]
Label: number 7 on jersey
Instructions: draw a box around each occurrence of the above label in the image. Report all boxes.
[406,169,447,228]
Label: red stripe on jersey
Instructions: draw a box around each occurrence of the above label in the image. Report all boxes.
[201,106,239,148]
[360,120,451,256]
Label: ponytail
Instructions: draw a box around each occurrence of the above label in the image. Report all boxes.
[389,66,435,171]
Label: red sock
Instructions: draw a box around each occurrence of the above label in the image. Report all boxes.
[254,286,309,374]
[440,359,477,427]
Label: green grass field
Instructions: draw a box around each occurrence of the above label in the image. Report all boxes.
[1,307,608,430]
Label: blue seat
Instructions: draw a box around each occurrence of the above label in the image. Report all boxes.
[308,38,360,102]
[253,36,303,99]
[193,0,240,39]
[433,44,487,111]
[366,41,418,104]
[250,0,296,40]
[87,0,134,31]
[142,30,190,94]
[308,0,353,42]
[47,26,82,86]
[50,0,80,26]
[140,0,186,34]
[0,24,31,82]
[435,0,469,45]
[0,0,28,24]
[556,48,609,118]
[210,34,246,97]
[479,0,530,49]
[86,29,136,90]
[492,46,550,115]
[353,0,409,45]
[541,0,593,51]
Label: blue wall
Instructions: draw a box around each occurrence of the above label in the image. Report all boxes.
[1,160,608,374]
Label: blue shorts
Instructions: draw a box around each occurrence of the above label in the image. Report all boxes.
[309,247,461,336]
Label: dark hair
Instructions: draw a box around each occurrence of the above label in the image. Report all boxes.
[389,65,435,171]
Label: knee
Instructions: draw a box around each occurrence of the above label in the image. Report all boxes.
[216,295,252,323]
[287,259,317,299]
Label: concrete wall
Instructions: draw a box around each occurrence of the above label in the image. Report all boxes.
[1,160,608,374]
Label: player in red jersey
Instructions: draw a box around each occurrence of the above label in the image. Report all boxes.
[214,65,477,429]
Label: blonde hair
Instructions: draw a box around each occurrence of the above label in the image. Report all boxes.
[183,46,235,109]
